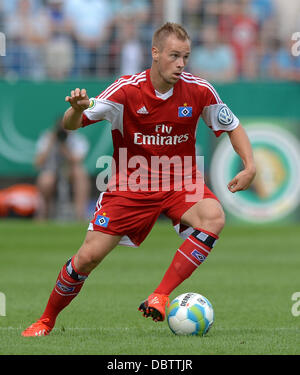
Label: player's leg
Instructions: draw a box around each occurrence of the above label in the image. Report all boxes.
[73,230,121,273]
[180,197,225,234]
[69,161,91,221]
[139,191,225,322]
[153,198,224,298]
[21,231,121,337]
[35,171,56,220]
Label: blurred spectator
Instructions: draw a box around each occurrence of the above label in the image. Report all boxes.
[35,116,90,220]
[112,0,149,22]
[190,23,237,82]
[119,22,143,76]
[46,0,72,37]
[3,0,51,79]
[0,0,42,16]
[137,0,161,69]
[256,18,277,79]
[43,0,74,79]
[0,1,4,29]
[182,0,203,42]
[1,0,299,81]
[182,0,221,43]
[64,0,114,77]
[271,39,300,81]
[249,0,274,27]
[150,0,164,27]
[218,0,258,79]
[217,0,238,44]
[110,0,149,75]
[44,36,74,79]
[272,0,300,43]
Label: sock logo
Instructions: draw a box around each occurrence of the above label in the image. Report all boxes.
[196,232,209,242]
[56,280,75,293]
[191,249,206,263]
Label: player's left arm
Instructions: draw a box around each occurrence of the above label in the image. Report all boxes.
[227,124,256,193]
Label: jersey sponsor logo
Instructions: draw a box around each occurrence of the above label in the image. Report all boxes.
[191,249,206,263]
[137,106,149,114]
[133,132,189,146]
[178,105,192,118]
[95,214,110,227]
[218,106,233,125]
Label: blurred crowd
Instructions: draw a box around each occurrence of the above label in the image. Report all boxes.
[0,0,299,82]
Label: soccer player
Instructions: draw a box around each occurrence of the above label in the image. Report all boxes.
[22,22,256,336]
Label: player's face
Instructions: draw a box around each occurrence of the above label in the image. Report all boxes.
[152,34,191,91]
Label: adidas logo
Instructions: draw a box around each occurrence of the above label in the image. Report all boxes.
[150,296,159,304]
[137,106,149,114]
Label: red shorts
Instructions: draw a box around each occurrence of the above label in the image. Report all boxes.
[88,184,218,247]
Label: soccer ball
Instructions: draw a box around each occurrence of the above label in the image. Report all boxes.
[167,292,214,336]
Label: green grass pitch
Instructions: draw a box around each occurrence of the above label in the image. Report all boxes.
[0,219,299,355]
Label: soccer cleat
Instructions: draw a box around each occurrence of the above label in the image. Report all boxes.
[21,318,52,337]
[138,293,170,322]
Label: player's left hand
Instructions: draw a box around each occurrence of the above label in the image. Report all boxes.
[227,168,256,193]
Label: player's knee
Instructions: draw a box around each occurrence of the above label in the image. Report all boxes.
[213,210,226,233]
[75,250,99,273]
[75,241,102,273]
[197,206,225,234]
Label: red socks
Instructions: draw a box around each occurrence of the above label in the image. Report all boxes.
[38,228,218,328]
[154,228,218,295]
[39,256,89,328]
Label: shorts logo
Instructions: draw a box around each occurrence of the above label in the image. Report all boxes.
[191,249,206,263]
[218,105,233,125]
[56,281,75,293]
[178,105,192,117]
[95,214,110,227]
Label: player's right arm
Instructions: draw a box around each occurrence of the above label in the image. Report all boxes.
[63,83,125,130]
[63,88,90,130]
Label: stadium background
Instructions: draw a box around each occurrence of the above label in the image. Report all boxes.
[1,0,300,224]
[0,0,300,357]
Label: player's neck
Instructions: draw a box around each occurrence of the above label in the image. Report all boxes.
[150,67,174,94]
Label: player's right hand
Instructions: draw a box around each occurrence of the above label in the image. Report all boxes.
[65,88,90,112]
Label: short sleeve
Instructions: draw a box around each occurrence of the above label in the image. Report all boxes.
[81,80,126,127]
[201,83,239,137]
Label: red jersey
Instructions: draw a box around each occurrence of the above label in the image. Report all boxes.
[82,69,239,192]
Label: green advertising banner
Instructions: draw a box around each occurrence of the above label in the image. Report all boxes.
[0,80,116,177]
[0,80,299,222]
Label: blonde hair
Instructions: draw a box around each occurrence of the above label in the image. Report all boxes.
[152,22,191,51]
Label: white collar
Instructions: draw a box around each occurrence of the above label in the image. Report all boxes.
[155,87,174,100]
